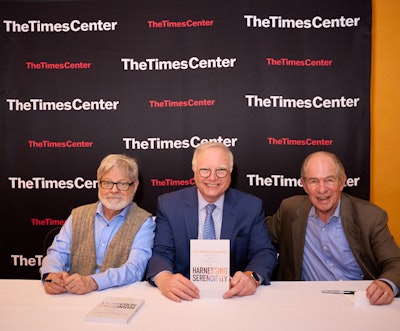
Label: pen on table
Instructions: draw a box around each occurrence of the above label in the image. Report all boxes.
[321,290,355,295]
[45,279,64,287]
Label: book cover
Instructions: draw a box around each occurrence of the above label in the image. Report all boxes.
[85,297,144,324]
[190,239,230,298]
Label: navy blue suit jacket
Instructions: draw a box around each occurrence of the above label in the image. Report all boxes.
[146,186,277,284]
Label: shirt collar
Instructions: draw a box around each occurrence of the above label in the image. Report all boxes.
[96,201,132,222]
[309,200,341,223]
[197,190,224,211]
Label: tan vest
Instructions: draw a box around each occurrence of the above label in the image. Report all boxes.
[69,202,151,275]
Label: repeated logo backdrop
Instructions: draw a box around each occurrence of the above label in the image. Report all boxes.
[0,0,371,279]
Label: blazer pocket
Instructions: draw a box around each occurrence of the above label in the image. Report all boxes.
[234,232,249,250]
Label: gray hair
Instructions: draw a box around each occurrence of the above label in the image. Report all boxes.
[97,154,139,182]
[192,142,234,171]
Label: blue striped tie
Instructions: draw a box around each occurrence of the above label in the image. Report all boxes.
[203,204,216,240]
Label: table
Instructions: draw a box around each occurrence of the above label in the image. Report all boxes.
[1,279,399,331]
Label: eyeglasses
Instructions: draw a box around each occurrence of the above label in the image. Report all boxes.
[303,177,339,187]
[198,168,229,178]
[99,180,134,191]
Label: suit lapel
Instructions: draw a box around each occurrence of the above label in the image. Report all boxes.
[291,197,311,278]
[184,187,199,239]
[220,189,236,239]
[339,193,376,279]
[340,194,362,259]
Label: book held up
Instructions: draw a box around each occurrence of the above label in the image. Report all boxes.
[190,239,230,298]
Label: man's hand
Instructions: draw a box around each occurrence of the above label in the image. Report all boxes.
[223,271,257,299]
[63,273,98,295]
[43,271,69,294]
[155,272,199,303]
[366,279,394,305]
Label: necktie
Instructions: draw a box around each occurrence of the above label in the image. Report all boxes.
[203,204,216,239]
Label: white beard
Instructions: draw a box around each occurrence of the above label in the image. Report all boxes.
[99,192,132,211]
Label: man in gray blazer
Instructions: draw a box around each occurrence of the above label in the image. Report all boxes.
[266,151,400,305]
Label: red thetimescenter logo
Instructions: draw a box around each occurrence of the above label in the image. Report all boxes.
[147,19,214,28]
[149,98,215,109]
[267,137,333,147]
[26,61,92,70]
[28,139,94,148]
[150,177,195,187]
[266,57,333,67]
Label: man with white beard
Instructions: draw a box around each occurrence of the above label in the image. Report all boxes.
[40,154,155,295]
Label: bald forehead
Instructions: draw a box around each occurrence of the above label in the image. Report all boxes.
[304,153,336,176]
[193,145,233,169]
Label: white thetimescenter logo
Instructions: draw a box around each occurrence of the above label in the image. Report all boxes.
[8,177,98,189]
[121,57,237,71]
[3,19,118,32]
[6,98,119,111]
[123,136,238,150]
[244,15,361,29]
[247,174,360,187]
[245,95,360,109]
[11,255,44,267]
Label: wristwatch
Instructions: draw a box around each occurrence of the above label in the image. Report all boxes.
[245,271,260,286]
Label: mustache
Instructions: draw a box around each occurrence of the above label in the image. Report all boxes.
[104,193,124,198]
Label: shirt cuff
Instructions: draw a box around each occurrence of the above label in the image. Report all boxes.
[41,273,50,283]
[379,278,399,296]
[151,271,172,287]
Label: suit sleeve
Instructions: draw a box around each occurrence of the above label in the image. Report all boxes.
[367,207,400,288]
[244,199,277,284]
[145,196,176,283]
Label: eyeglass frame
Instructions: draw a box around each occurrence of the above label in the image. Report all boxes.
[99,180,135,191]
[198,168,229,178]
[301,176,341,187]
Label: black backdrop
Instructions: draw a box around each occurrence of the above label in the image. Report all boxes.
[0,0,371,279]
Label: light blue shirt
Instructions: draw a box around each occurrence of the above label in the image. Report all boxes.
[301,202,364,281]
[301,202,399,295]
[197,192,224,239]
[40,202,155,290]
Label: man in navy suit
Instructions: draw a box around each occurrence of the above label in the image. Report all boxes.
[146,142,277,302]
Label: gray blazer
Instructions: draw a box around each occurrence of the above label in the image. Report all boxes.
[266,193,400,288]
